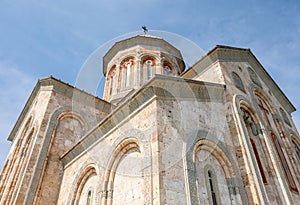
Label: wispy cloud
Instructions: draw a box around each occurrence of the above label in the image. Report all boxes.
[0,60,35,169]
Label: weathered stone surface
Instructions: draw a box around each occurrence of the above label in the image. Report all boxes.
[1,37,300,205]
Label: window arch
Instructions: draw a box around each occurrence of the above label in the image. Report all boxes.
[192,139,242,204]
[0,116,33,198]
[247,67,262,88]
[291,139,300,163]
[271,133,298,192]
[71,165,97,205]
[241,107,267,184]
[163,62,173,75]
[254,92,298,193]
[86,189,93,205]
[101,138,142,205]
[108,66,116,95]
[232,72,245,92]
[280,108,291,127]
[141,56,156,80]
[121,58,134,88]
[206,169,220,205]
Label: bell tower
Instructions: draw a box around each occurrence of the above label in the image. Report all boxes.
[102,35,185,104]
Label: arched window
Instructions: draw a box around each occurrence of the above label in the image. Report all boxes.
[271,133,298,192]
[71,166,97,205]
[247,67,262,88]
[163,62,173,75]
[241,108,267,184]
[109,69,116,95]
[125,62,131,87]
[232,72,245,92]
[292,140,300,163]
[280,108,291,127]
[207,170,218,205]
[86,190,92,205]
[146,60,152,79]
[255,94,298,192]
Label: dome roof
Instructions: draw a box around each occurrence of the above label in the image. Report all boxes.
[103,35,185,75]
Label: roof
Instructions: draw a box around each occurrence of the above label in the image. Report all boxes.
[7,76,111,141]
[103,35,185,75]
[182,45,296,113]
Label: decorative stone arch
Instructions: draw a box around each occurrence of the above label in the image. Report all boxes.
[57,111,88,138]
[250,85,290,135]
[233,94,269,204]
[7,125,39,204]
[232,71,246,92]
[107,65,117,96]
[185,130,248,205]
[192,139,236,177]
[120,56,136,67]
[247,66,262,88]
[107,65,117,78]
[252,87,276,113]
[119,56,135,88]
[236,94,297,203]
[0,120,38,205]
[140,53,159,64]
[70,163,98,205]
[291,135,300,160]
[0,114,34,198]
[160,53,181,73]
[140,55,157,81]
[24,106,88,205]
[162,60,176,76]
[101,137,141,205]
[279,107,292,127]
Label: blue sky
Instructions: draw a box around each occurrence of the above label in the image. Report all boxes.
[0,0,299,169]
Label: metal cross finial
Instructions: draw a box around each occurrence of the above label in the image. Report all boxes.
[142,25,148,34]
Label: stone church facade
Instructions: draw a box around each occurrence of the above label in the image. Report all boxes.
[1,34,300,205]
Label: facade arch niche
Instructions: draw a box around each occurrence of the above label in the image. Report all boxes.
[192,139,242,205]
[0,115,34,200]
[279,107,291,127]
[107,65,117,96]
[161,53,180,76]
[239,100,296,204]
[232,71,246,92]
[71,164,98,205]
[291,136,300,164]
[1,127,36,205]
[57,111,87,139]
[34,110,88,205]
[240,102,269,183]
[253,89,299,194]
[120,56,135,89]
[101,137,144,205]
[141,55,157,81]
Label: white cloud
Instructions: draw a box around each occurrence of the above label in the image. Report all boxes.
[0,60,35,170]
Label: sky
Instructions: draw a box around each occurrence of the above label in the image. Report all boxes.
[0,0,299,169]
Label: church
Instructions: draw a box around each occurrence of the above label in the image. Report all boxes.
[0,32,300,205]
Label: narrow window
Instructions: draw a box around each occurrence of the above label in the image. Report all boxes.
[86,190,92,205]
[208,171,218,205]
[232,72,245,92]
[292,140,300,163]
[242,108,267,183]
[250,139,267,183]
[164,65,172,75]
[272,133,298,192]
[109,71,115,95]
[147,60,152,79]
[125,62,131,87]
[280,108,291,126]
